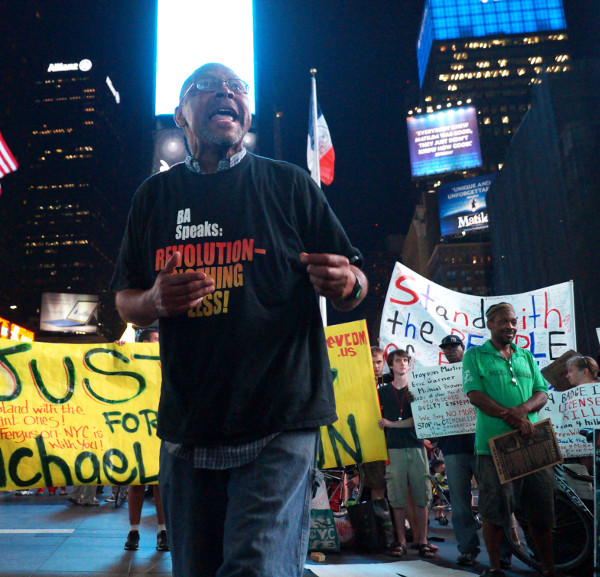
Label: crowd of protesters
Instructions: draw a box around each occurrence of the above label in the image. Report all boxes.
[5,55,600,577]
[369,302,599,577]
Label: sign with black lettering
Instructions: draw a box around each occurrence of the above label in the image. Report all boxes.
[380,262,575,369]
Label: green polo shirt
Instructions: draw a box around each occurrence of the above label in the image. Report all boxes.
[462,340,548,455]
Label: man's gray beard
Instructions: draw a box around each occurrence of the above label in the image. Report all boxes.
[198,125,244,149]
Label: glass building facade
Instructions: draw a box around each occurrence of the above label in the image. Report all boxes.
[418,0,567,85]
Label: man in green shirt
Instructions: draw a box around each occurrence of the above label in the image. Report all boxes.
[462,302,556,577]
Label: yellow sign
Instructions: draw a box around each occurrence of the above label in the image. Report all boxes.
[0,324,387,490]
[0,340,161,490]
[319,320,388,469]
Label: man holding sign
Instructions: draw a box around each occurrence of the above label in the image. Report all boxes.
[462,303,555,577]
[111,62,367,577]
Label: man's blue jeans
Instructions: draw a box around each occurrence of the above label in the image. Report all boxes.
[444,452,480,555]
[159,429,319,577]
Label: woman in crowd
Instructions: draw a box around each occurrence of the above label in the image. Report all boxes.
[566,355,599,387]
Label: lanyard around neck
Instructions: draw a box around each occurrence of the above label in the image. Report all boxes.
[392,385,408,418]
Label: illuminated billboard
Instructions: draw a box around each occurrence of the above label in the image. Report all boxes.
[407,106,482,178]
[0,317,34,342]
[417,0,567,85]
[155,0,256,116]
[438,174,496,238]
[40,292,98,334]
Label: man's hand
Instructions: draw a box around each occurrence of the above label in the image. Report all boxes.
[502,404,529,429]
[299,252,367,311]
[300,252,353,300]
[150,252,215,318]
[378,418,392,429]
[518,419,536,439]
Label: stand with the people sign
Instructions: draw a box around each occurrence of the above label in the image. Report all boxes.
[379,262,576,369]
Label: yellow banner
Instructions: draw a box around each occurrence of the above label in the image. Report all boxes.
[0,340,161,490]
[319,320,388,469]
[0,324,386,489]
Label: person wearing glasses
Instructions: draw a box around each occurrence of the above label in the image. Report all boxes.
[462,303,555,577]
[565,354,599,387]
[110,63,367,577]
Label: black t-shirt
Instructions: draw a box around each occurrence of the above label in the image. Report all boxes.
[378,383,423,449]
[110,153,362,445]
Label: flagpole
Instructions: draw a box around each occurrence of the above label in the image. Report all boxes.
[310,68,327,327]
[310,69,321,186]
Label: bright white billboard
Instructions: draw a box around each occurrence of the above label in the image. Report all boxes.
[40,293,98,334]
[155,0,256,116]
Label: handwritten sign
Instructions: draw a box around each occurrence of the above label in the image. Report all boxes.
[0,340,161,490]
[410,364,476,439]
[408,363,598,457]
[540,383,600,458]
[320,320,388,469]
[380,262,576,368]
[0,320,387,489]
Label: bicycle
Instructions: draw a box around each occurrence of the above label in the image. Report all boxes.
[113,485,129,509]
[504,462,594,575]
[321,463,363,514]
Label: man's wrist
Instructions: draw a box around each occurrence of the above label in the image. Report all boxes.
[342,271,362,301]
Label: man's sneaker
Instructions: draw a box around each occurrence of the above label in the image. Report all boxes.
[156,530,169,551]
[457,551,478,566]
[124,530,140,551]
[480,569,506,577]
[105,495,116,503]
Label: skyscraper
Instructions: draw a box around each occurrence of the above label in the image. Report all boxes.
[416,0,569,173]
[403,0,571,297]
[0,58,128,333]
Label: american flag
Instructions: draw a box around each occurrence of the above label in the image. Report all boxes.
[0,130,18,193]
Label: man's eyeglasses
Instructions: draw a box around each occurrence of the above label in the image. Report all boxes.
[181,77,249,101]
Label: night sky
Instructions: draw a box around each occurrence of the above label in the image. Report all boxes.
[1,0,599,253]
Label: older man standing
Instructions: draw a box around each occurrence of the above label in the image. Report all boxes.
[110,63,367,577]
[462,303,555,577]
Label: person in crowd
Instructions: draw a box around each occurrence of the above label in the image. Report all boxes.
[110,62,367,577]
[123,328,168,552]
[34,486,66,496]
[378,349,434,560]
[564,354,599,474]
[361,347,390,501]
[463,302,556,577]
[565,355,599,387]
[436,334,483,567]
[372,345,392,388]
[68,484,99,506]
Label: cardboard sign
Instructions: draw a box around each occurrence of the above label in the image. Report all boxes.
[489,419,562,484]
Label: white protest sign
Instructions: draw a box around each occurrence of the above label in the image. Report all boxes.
[409,365,599,455]
[540,383,600,458]
[380,263,576,368]
[410,363,476,439]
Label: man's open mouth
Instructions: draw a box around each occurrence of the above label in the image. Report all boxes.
[210,108,239,121]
